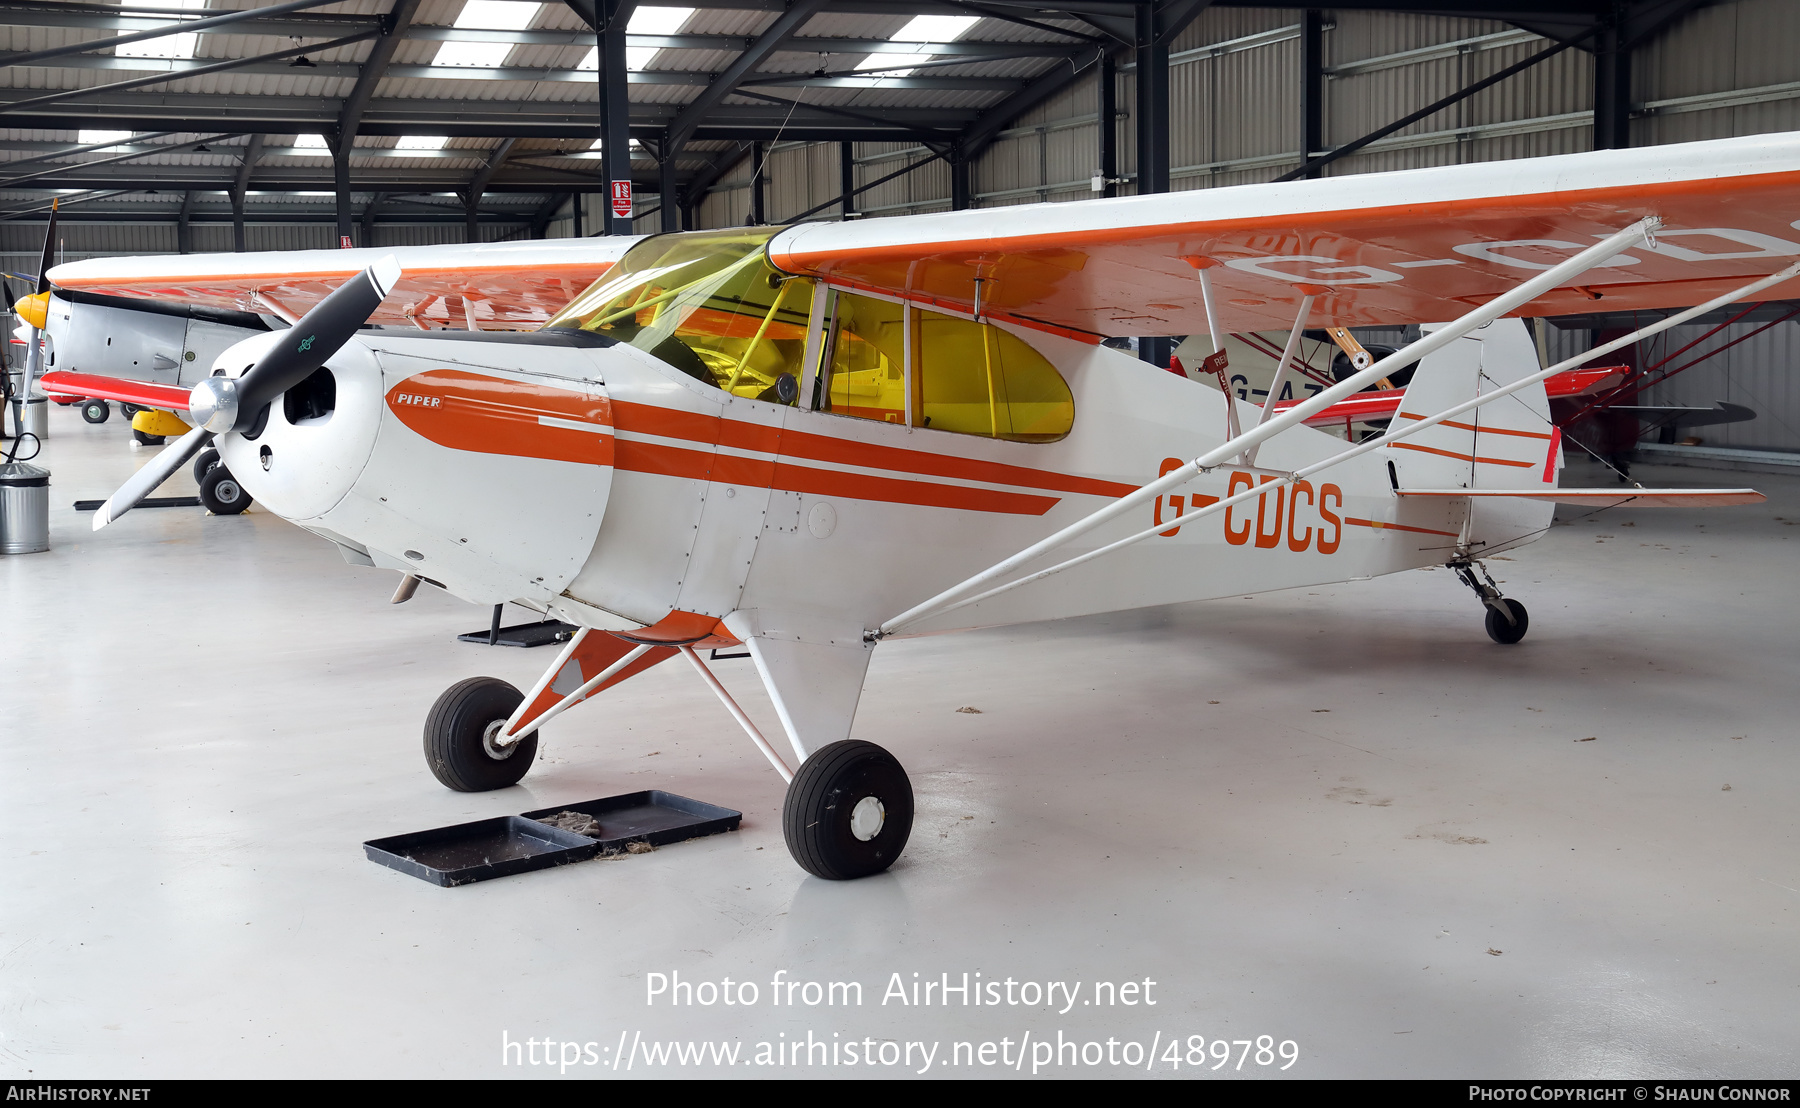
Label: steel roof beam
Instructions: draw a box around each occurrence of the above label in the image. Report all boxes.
[10,52,1030,90]
[0,92,974,134]
[0,0,353,71]
[665,0,831,153]
[0,31,379,117]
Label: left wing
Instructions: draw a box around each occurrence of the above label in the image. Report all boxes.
[47,236,635,329]
[768,133,1800,338]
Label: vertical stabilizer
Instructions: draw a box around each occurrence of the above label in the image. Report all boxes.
[1388,319,1560,556]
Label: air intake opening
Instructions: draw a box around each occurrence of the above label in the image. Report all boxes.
[283,367,336,426]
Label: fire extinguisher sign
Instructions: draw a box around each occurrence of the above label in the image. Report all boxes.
[610,180,632,220]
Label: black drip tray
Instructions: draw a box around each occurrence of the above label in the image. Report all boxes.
[521,791,741,854]
[364,815,599,886]
[365,792,741,885]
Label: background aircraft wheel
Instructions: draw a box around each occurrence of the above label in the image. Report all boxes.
[782,739,914,880]
[119,403,143,420]
[192,446,221,483]
[1484,599,1530,645]
[131,429,165,446]
[80,400,110,424]
[197,465,251,515]
[423,677,535,792]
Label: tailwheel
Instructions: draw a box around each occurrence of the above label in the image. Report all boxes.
[783,740,913,880]
[198,465,252,515]
[1453,560,1528,645]
[1484,598,1530,645]
[424,676,535,791]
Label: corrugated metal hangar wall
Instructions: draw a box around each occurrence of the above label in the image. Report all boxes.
[5,0,1799,454]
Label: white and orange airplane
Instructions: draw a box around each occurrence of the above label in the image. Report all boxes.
[47,131,1800,880]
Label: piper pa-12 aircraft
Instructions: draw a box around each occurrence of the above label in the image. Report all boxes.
[62,132,1798,880]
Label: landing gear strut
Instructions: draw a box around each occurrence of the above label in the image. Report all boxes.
[1452,559,1529,644]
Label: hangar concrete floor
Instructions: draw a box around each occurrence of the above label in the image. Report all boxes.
[3,402,1797,1080]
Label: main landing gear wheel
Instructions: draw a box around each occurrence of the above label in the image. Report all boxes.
[1484,598,1530,645]
[424,676,535,792]
[197,465,251,515]
[131,429,165,446]
[80,400,110,424]
[192,446,221,483]
[783,739,914,880]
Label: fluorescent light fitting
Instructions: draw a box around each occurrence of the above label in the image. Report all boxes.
[855,14,980,77]
[117,0,202,60]
[432,1,543,68]
[580,7,693,71]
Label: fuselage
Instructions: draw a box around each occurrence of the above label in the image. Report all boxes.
[210,236,1499,645]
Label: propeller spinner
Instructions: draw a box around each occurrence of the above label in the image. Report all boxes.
[92,255,401,531]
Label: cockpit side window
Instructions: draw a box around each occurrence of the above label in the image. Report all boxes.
[542,227,811,405]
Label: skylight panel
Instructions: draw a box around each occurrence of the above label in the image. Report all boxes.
[116,0,203,61]
[78,130,134,146]
[395,136,450,150]
[577,7,693,72]
[855,14,980,77]
[293,134,329,149]
[433,1,542,69]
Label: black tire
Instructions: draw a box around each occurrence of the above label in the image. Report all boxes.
[1484,599,1529,645]
[192,446,221,483]
[120,403,143,419]
[198,465,251,515]
[783,739,913,880]
[424,677,535,792]
[80,400,110,424]
[131,428,166,446]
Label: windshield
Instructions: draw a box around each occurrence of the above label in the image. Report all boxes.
[542,227,810,402]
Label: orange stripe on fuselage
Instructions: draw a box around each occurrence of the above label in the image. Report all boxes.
[609,399,1137,500]
[1343,516,1460,538]
[385,369,613,466]
[391,375,1127,516]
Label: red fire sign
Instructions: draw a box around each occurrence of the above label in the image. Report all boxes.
[611,180,632,220]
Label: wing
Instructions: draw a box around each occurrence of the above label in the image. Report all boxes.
[46,237,635,329]
[767,133,1800,338]
[39,371,192,411]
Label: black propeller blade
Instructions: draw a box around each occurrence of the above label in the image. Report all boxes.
[94,255,401,530]
[36,199,56,295]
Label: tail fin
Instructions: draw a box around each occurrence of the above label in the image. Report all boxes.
[1388,319,1560,555]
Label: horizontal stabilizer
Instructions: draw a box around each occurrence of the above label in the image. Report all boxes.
[39,371,192,411]
[1396,488,1764,507]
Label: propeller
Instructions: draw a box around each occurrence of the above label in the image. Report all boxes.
[91,255,400,531]
[7,200,55,434]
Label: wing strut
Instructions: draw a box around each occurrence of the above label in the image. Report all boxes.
[1244,292,1315,467]
[874,220,1795,639]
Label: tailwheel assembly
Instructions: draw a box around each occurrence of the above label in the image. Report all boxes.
[424,676,535,792]
[783,739,914,880]
[1452,559,1529,644]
